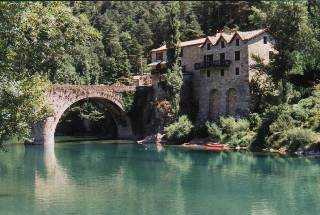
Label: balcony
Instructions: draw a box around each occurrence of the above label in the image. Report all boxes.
[194,60,232,70]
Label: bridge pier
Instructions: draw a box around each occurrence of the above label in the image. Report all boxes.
[32,117,56,147]
[32,117,134,146]
[32,117,134,147]
[117,124,134,140]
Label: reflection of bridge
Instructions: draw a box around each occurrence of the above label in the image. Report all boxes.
[32,84,137,147]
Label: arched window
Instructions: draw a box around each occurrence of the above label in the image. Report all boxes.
[209,89,220,120]
[226,88,237,115]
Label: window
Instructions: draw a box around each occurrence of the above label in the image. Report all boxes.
[235,67,240,76]
[221,41,225,48]
[156,52,163,61]
[203,55,213,68]
[236,38,240,46]
[220,69,224,76]
[207,54,213,64]
[263,36,268,44]
[235,51,240,61]
[220,53,225,62]
[207,70,210,77]
[269,51,274,60]
[207,43,211,50]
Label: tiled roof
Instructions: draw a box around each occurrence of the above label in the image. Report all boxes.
[204,32,235,47]
[237,29,266,40]
[201,29,267,47]
[151,38,206,52]
[152,29,267,52]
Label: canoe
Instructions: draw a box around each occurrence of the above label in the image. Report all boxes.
[203,143,229,152]
[182,143,229,152]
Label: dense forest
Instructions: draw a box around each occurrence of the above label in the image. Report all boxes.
[0,1,320,153]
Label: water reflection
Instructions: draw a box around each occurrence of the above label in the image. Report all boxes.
[0,142,320,215]
[34,146,75,213]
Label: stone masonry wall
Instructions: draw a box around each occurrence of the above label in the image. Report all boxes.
[181,45,203,72]
[32,85,135,146]
[195,33,275,123]
[150,32,276,124]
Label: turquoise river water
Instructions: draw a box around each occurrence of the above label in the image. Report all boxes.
[1,139,320,215]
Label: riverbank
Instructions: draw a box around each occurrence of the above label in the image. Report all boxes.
[160,136,320,157]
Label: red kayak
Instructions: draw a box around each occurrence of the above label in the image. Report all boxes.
[203,143,229,152]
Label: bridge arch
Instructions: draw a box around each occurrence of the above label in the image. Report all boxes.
[32,85,134,147]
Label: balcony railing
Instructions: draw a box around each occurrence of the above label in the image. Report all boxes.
[194,60,232,70]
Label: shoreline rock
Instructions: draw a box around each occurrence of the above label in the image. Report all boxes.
[137,133,165,151]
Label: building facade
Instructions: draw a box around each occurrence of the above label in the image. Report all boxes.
[150,29,276,123]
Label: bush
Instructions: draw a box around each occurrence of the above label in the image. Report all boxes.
[269,114,295,134]
[291,105,309,122]
[247,113,262,131]
[164,115,193,144]
[206,122,223,142]
[293,88,320,130]
[228,131,256,147]
[281,127,317,153]
[191,124,208,138]
[206,117,255,147]
[219,117,250,135]
[122,91,135,112]
[308,109,320,131]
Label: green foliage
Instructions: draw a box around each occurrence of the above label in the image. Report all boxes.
[164,63,183,116]
[247,113,262,131]
[219,117,253,147]
[193,1,253,35]
[250,1,320,101]
[206,117,254,147]
[180,14,204,40]
[162,2,183,118]
[228,131,256,148]
[0,75,50,143]
[122,92,135,112]
[0,2,103,84]
[206,122,223,143]
[166,2,181,67]
[251,85,320,152]
[281,128,317,153]
[250,55,281,112]
[219,117,250,136]
[191,124,208,139]
[77,102,105,122]
[164,115,193,144]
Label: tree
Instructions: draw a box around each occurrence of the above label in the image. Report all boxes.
[192,1,254,35]
[135,19,154,54]
[164,2,183,117]
[0,2,104,84]
[100,18,132,83]
[0,75,50,146]
[119,31,144,74]
[308,0,320,41]
[183,14,204,40]
[250,1,318,102]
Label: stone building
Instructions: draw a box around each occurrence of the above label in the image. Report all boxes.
[150,29,276,123]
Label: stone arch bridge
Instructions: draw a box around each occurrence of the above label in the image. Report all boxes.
[32,84,136,147]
